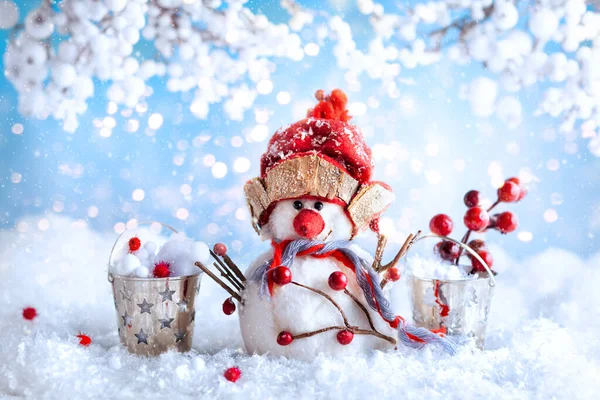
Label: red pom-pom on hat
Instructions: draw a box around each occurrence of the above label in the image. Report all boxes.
[260,89,373,184]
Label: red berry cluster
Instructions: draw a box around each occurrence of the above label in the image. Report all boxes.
[429,177,527,274]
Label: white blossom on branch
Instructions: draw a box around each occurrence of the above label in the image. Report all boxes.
[2,0,304,132]
[283,0,600,154]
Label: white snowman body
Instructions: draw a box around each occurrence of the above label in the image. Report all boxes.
[239,198,396,360]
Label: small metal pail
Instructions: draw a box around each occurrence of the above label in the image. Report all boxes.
[108,222,202,356]
[406,235,496,349]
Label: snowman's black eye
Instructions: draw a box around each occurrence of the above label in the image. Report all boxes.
[314,201,324,211]
[293,200,303,210]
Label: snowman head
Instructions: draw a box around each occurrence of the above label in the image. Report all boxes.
[262,197,353,242]
[244,89,395,241]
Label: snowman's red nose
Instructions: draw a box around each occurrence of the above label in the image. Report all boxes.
[293,209,325,239]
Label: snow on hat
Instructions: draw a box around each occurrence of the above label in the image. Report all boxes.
[244,89,394,237]
[260,89,373,184]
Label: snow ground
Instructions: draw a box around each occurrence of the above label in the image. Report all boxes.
[1,216,599,399]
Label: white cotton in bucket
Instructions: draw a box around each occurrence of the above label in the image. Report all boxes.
[110,233,210,278]
[406,254,475,280]
[115,253,141,276]
[152,234,211,277]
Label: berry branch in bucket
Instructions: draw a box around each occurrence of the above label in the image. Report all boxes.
[429,177,528,274]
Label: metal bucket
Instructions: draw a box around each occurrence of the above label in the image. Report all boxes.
[108,222,202,356]
[405,235,496,349]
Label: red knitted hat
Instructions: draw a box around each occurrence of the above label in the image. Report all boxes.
[260,89,373,184]
[244,89,394,237]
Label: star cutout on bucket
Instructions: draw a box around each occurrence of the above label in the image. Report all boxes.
[121,311,133,327]
[177,299,188,312]
[158,287,176,302]
[174,329,187,343]
[135,329,149,345]
[159,317,175,329]
[137,299,154,314]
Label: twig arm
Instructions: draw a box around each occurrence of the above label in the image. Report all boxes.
[380,230,422,272]
[195,261,242,302]
[372,234,388,272]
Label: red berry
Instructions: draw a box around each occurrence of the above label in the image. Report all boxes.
[438,241,460,261]
[270,266,292,286]
[337,330,354,345]
[471,250,494,273]
[213,243,227,256]
[328,271,348,291]
[222,297,236,315]
[128,237,141,252]
[277,331,294,346]
[433,241,442,255]
[507,177,528,201]
[495,211,519,234]
[152,261,171,278]
[77,333,92,347]
[429,214,453,236]
[386,267,401,282]
[464,207,490,231]
[467,239,487,253]
[498,181,521,203]
[464,190,481,208]
[224,367,242,382]
[22,307,37,321]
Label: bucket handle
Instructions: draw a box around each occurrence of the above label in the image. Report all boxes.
[408,234,496,288]
[107,221,178,283]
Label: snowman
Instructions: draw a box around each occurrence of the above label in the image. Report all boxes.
[203,90,456,360]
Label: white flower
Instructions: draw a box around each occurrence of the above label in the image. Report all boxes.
[25,8,54,39]
[529,9,559,40]
[52,63,77,87]
[105,0,127,13]
[0,0,19,29]
[493,1,519,31]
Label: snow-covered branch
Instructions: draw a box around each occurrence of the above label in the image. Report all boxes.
[2,0,304,132]
[2,0,600,154]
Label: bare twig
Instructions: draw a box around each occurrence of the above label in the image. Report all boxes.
[380,278,389,290]
[293,325,397,344]
[213,262,244,292]
[344,289,376,331]
[429,4,495,51]
[291,281,355,329]
[294,326,344,339]
[291,281,397,345]
[210,250,244,290]
[380,230,422,273]
[195,261,242,302]
[221,254,246,282]
[372,234,388,272]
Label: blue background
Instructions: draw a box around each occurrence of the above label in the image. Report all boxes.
[1,0,599,263]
